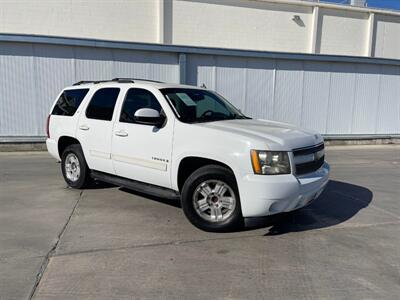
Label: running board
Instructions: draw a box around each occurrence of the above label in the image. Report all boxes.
[91,170,180,200]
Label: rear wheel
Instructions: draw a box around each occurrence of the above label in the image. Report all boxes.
[61,144,92,189]
[181,165,243,232]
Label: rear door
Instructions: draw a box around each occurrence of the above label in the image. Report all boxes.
[111,87,174,188]
[76,87,121,174]
[48,88,90,159]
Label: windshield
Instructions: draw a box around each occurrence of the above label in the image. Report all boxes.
[160,88,249,123]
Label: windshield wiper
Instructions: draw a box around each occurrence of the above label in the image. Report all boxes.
[227,113,249,120]
[191,113,250,124]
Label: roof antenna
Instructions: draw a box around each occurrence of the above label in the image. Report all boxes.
[200,83,207,89]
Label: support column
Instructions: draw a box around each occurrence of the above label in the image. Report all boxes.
[310,6,320,54]
[179,53,187,84]
[366,13,375,57]
[158,0,173,44]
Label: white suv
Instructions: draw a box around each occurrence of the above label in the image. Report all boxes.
[46,78,329,232]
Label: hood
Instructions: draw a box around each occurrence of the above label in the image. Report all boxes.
[197,119,323,150]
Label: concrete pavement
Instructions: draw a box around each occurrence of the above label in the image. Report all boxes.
[0,146,399,299]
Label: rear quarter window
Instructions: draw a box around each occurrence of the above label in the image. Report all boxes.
[52,89,89,116]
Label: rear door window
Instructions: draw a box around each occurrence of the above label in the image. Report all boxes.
[52,89,89,116]
[86,88,120,121]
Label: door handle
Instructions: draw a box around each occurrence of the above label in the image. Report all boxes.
[115,130,128,137]
[79,125,90,131]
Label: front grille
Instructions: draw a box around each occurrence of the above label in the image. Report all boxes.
[293,143,325,175]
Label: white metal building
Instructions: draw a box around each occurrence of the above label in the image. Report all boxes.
[0,0,399,141]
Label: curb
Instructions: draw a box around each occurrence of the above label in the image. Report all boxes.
[0,143,47,152]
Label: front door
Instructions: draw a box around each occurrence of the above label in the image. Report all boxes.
[76,87,121,174]
[112,88,174,188]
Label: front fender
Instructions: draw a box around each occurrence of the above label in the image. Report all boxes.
[171,150,245,191]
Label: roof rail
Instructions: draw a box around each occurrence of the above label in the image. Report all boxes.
[72,80,109,86]
[111,78,135,83]
[73,78,164,86]
[73,80,92,86]
[111,78,164,83]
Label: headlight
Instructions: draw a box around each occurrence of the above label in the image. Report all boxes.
[250,150,291,175]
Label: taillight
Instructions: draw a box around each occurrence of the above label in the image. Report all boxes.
[46,115,51,138]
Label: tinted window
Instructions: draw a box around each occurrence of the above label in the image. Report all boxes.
[120,88,162,123]
[86,88,120,121]
[52,89,89,116]
[160,88,248,123]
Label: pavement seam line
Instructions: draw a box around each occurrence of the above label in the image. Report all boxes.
[28,190,83,300]
[51,220,400,259]
[53,233,264,258]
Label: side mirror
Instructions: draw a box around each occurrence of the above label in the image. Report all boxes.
[134,108,165,127]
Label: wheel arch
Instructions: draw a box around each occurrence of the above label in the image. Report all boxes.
[176,156,237,192]
[58,136,81,157]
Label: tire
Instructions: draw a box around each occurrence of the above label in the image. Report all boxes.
[61,144,92,189]
[181,165,243,232]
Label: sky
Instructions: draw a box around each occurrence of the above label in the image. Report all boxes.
[322,0,400,11]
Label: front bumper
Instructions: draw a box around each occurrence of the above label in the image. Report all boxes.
[238,162,330,217]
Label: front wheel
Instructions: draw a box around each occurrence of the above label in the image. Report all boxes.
[181,165,243,232]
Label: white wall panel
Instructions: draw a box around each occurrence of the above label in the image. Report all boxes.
[0,42,179,137]
[0,0,158,43]
[1,41,400,138]
[326,63,356,134]
[0,43,36,136]
[172,0,312,53]
[301,62,331,133]
[75,47,114,81]
[2,0,400,60]
[318,8,369,56]
[214,57,247,110]
[375,15,400,60]
[244,59,275,119]
[148,57,180,84]
[376,66,400,134]
[186,54,399,136]
[33,44,75,136]
[112,50,179,83]
[273,60,304,126]
[112,50,153,79]
[187,55,217,90]
[351,64,381,134]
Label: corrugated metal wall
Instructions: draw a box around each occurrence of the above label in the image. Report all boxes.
[187,55,400,135]
[0,42,180,137]
[1,41,399,138]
